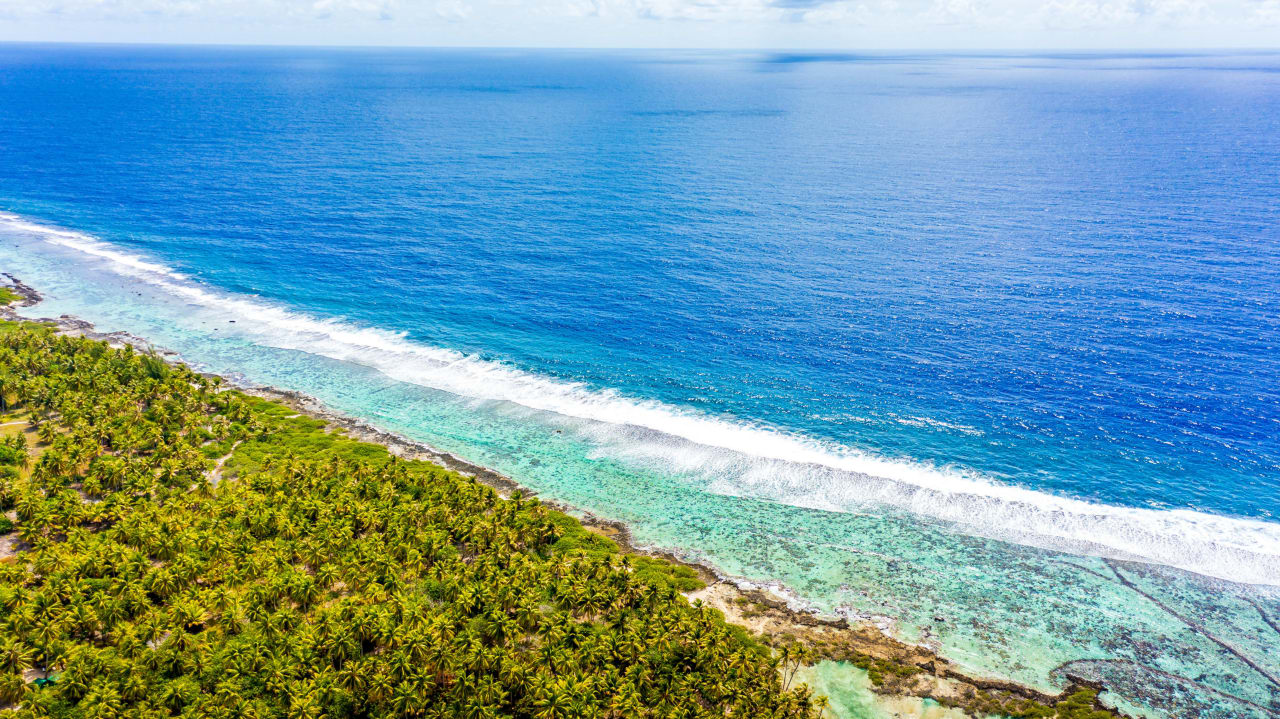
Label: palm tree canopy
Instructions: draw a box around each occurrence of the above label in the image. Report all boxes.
[0,322,821,719]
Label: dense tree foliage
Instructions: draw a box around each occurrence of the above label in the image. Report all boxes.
[0,321,822,719]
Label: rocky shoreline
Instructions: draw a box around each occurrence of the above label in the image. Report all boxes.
[0,273,1128,719]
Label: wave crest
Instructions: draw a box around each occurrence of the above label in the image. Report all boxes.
[4,211,1279,587]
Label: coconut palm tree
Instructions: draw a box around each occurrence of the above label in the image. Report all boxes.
[0,322,830,719]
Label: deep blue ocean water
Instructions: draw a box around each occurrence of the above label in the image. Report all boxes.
[2,45,1279,718]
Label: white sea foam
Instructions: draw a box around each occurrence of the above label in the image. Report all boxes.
[4,211,1279,587]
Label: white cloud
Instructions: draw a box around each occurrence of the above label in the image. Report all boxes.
[555,0,607,17]
[434,0,469,20]
[561,0,1219,26]
[311,0,395,19]
[0,0,1273,44]
[628,0,780,21]
[1254,0,1280,24]
[0,0,401,20]
[798,1,875,22]
[1034,0,1142,27]
[914,0,1213,28]
[1033,0,1211,29]
[921,0,996,25]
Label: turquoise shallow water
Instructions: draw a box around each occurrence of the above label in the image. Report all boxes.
[796,662,976,719]
[2,46,1280,718]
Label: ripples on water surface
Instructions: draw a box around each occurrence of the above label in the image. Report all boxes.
[1,45,1279,717]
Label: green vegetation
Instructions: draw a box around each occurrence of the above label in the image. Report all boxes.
[543,517,703,595]
[720,593,1124,719]
[0,288,21,306]
[0,320,823,719]
[955,688,1118,719]
[1048,689,1118,719]
[844,655,920,688]
[858,653,1119,719]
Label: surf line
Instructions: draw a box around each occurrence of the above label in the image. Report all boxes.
[5,210,1280,587]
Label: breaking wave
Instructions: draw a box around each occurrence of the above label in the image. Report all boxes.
[4,211,1279,587]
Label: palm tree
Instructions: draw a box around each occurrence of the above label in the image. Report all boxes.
[0,322,829,719]
[0,640,33,675]
[0,371,19,412]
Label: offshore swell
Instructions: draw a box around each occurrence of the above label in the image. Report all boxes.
[5,211,1279,588]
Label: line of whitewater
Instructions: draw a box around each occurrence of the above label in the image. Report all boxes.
[3,211,1278,588]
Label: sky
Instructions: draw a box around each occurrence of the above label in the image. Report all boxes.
[0,0,1278,49]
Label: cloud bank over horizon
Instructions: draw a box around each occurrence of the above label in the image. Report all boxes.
[1,0,1278,48]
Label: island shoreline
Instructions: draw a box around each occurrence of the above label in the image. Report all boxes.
[0,272,1129,719]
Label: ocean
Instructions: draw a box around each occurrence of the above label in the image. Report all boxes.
[1,44,1278,718]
